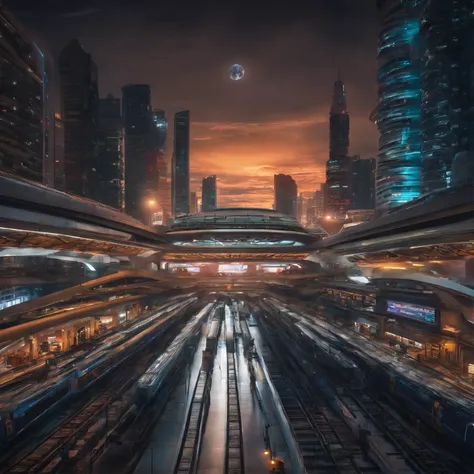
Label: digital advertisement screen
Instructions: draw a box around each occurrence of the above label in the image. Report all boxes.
[218,264,248,274]
[387,301,436,324]
[186,267,200,273]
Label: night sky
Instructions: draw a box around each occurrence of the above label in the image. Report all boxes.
[7,0,379,208]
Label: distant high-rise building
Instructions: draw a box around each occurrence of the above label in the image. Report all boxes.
[155,151,171,224]
[53,113,65,190]
[314,189,325,218]
[96,95,124,209]
[326,73,351,218]
[350,156,376,210]
[172,110,190,216]
[274,174,297,218]
[372,0,422,212]
[59,39,98,198]
[150,109,170,222]
[122,84,151,221]
[0,8,51,183]
[320,183,329,216]
[297,193,309,226]
[190,192,198,214]
[151,109,167,150]
[420,0,474,194]
[202,175,217,212]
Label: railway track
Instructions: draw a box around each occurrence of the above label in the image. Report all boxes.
[8,371,132,474]
[257,316,363,474]
[277,308,466,474]
[3,312,189,474]
[174,368,212,473]
[225,317,244,474]
[349,390,457,474]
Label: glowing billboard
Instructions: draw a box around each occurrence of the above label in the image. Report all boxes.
[387,301,436,324]
[218,264,248,274]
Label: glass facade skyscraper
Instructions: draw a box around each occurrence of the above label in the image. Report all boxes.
[122,84,151,221]
[202,175,217,212]
[274,174,297,218]
[326,74,351,218]
[59,39,98,198]
[420,0,474,194]
[373,0,422,212]
[0,8,49,183]
[97,95,124,209]
[151,109,167,150]
[172,111,190,216]
[350,156,376,210]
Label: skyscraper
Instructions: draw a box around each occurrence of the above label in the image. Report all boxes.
[202,175,217,212]
[320,183,329,216]
[190,191,198,214]
[59,39,98,198]
[372,0,422,212]
[350,156,376,210]
[151,109,167,150]
[274,174,297,218]
[53,113,65,191]
[326,73,351,218]
[0,8,50,183]
[420,0,474,194]
[150,110,171,223]
[96,95,124,209]
[297,193,309,226]
[172,110,190,216]
[122,84,151,221]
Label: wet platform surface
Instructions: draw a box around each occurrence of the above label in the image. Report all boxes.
[198,329,228,473]
[250,325,295,473]
[134,327,206,474]
[235,338,272,473]
[135,318,294,474]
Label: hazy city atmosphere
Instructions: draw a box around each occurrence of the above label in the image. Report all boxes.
[0,1,473,473]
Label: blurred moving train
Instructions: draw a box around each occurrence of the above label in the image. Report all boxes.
[266,299,474,451]
[0,297,197,445]
[135,303,214,403]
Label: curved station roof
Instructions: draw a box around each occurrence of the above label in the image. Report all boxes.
[167,208,325,249]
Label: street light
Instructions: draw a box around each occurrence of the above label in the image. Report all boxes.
[147,200,157,226]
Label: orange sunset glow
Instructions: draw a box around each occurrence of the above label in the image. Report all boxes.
[15,1,379,209]
[189,110,378,208]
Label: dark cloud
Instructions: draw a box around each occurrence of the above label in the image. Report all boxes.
[6,0,379,207]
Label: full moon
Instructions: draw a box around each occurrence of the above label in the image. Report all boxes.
[229,64,245,81]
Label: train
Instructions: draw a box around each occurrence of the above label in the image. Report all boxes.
[295,321,364,386]
[370,359,474,450]
[0,298,197,445]
[290,308,474,451]
[134,303,214,403]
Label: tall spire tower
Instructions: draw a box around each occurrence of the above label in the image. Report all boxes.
[325,72,351,217]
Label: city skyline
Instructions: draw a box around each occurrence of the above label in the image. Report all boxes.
[7,0,379,208]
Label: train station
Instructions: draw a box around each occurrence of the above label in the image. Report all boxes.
[0,175,473,474]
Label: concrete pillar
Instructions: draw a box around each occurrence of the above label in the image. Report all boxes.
[27,336,37,360]
[66,330,73,350]
[55,329,64,351]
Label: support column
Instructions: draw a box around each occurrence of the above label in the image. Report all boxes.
[27,336,37,360]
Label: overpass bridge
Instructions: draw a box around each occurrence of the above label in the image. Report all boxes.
[312,185,474,264]
[2,176,471,267]
[0,172,169,256]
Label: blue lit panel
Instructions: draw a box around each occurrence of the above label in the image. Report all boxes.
[387,300,436,324]
[375,2,422,212]
[420,0,473,194]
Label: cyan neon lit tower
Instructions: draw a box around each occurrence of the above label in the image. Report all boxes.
[420,0,474,194]
[372,0,422,212]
